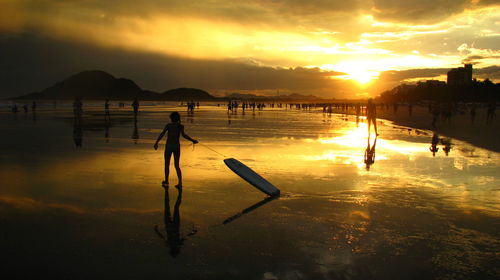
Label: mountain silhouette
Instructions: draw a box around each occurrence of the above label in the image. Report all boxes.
[14,70,216,100]
[17,70,143,99]
[161,88,215,100]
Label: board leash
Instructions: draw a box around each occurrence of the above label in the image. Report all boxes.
[196,142,228,158]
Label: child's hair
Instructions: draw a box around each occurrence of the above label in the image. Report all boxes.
[170,112,181,122]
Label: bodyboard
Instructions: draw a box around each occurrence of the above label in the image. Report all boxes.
[224,158,280,196]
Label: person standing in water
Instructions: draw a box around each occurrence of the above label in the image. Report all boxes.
[73,97,83,124]
[366,98,378,135]
[104,99,111,122]
[154,112,198,188]
[132,98,139,120]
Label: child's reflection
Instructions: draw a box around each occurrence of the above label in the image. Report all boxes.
[154,187,197,257]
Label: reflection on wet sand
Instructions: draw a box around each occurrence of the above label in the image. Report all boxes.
[73,123,83,148]
[364,135,377,170]
[154,187,197,257]
[104,121,110,143]
[223,195,278,225]
[441,137,452,156]
[430,132,439,156]
[132,120,139,144]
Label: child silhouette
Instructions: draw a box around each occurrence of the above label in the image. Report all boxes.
[154,112,198,187]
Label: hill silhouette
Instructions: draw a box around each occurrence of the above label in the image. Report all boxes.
[14,70,216,100]
[161,88,215,101]
[17,70,144,100]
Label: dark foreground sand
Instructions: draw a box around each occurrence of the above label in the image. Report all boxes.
[373,104,500,153]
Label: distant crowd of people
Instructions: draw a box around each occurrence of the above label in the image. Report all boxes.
[10,101,37,113]
[225,101,267,112]
[8,97,497,165]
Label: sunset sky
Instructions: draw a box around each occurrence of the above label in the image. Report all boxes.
[1,0,500,98]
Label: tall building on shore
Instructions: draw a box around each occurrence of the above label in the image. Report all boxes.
[447,64,473,86]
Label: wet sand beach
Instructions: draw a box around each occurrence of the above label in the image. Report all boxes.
[318,102,500,153]
[375,104,500,153]
[0,102,499,280]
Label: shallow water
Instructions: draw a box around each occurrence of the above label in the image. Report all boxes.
[1,103,499,280]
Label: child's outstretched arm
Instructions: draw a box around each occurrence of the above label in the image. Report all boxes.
[154,125,168,150]
[181,125,198,144]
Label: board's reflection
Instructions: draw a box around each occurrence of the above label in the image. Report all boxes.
[222,195,279,225]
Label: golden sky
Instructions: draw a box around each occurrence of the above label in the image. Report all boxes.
[1,0,500,98]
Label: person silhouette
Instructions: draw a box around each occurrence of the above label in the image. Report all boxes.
[470,103,476,124]
[366,98,379,135]
[364,134,377,170]
[73,98,83,124]
[104,99,111,122]
[132,98,139,120]
[154,112,198,187]
[154,187,197,258]
[486,101,496,124]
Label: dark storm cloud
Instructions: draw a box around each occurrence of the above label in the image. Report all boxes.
[462,55,487,64]
[474,66,500,80]
[0,34,345,98]
[463,54,500,64]
[372,0,472,23]
[377,65,500,85]
[4,0,499,37]
[45,0,365,18]
[477,0,500,6]
[378,68,448,82]
[252,0,365,15]
[2,0,365,27]
[475,65,500,74]
[33,0,491,23]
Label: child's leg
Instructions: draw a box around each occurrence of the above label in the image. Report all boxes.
[173,150,182,186]
[164,150,173,184]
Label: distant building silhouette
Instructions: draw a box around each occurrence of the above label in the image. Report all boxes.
[447,64,472,86]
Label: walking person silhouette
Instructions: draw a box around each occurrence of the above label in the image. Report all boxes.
[366,98,379,135]
[104,99,111,122]
[132,98,139,121]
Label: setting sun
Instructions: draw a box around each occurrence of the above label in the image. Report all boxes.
[347,70,380,85]
[322,62,381,85]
